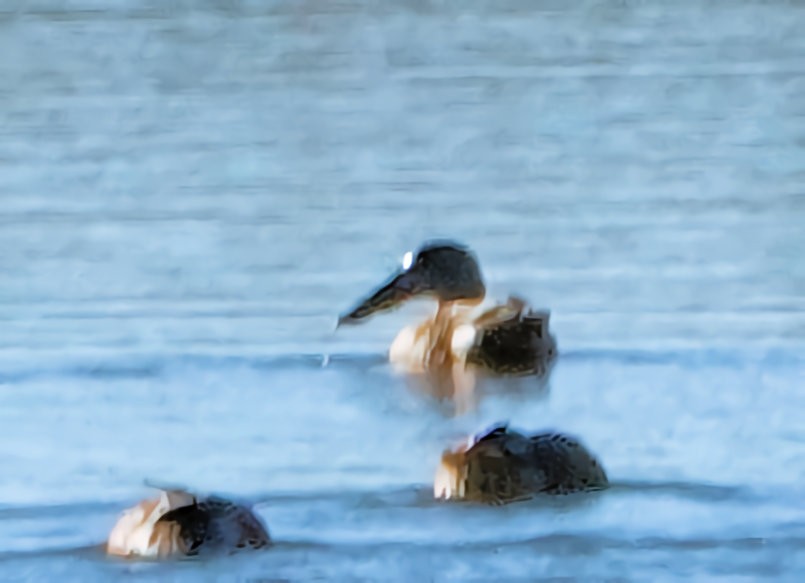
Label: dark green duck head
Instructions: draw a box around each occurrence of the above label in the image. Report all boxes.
[338,241,486,326]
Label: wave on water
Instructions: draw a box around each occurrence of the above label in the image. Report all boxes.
[0,347,801,385]
[0,478,781,522]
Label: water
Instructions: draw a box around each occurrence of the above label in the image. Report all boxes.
[1,0,804,580]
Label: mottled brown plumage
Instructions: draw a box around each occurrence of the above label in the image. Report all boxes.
[107,489,270,559]
[468,297,557,376]
[435,424,608,504]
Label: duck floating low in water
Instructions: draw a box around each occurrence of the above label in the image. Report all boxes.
[338,241,558,383]
[106,488,270,559]
[434,423,608,504]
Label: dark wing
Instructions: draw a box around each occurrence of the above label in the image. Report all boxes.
[463,430,537,504]
[526,432,609,494]
[462,430,608,502]
[522,309,551,340]
[156,502,210,555]
[467,302,557,376]
[200,497,271,551]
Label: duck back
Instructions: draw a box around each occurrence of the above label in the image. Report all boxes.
[461,429,608,503]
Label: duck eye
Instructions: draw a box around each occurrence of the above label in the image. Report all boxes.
[401,251,414,270]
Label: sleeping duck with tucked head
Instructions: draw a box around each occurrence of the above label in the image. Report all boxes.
[337,241,557,402]
[434,423,608,504]
[106,487,270,559]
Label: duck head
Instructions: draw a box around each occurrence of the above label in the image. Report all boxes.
[338,241,486,325]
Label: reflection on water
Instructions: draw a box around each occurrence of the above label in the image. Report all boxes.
[397,363,554,417]
[1,0,805,580]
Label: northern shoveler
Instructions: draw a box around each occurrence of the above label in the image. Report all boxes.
[434,423,608,504]
[106,488,270,559]
[338,241,557,385]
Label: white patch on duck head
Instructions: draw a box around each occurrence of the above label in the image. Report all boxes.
[402,250,414,271]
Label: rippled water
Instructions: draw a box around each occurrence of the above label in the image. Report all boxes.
[1,1,804,581]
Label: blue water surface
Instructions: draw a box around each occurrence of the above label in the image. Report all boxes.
[1,1,804,581]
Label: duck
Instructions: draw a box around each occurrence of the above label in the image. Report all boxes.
[337,241,557,383]
[106,488,270,559]
[434,423,608,504]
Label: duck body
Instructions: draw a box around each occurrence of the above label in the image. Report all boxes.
[387,302,478,376]
[106,488,270,559]
[434,423,608,504]
[339,241,558,381]
[387,296,557,377]
[467,297,557,377]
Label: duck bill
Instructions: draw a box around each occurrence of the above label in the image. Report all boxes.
[337,269,427,326]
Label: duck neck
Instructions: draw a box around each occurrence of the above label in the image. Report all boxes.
[431,300,454,347]
[434,299,453,323]
[425,301,458,370]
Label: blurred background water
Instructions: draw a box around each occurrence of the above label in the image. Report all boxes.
[1,0,804,581]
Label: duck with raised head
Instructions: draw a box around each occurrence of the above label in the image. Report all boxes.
[106,488,270,559]
[337,241,558,388]
[434,423,608,504]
